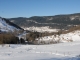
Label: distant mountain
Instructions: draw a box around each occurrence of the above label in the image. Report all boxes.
[9,13,80,30]
[0,17,23,32]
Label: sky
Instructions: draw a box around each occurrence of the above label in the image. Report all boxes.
[0,0,80,18]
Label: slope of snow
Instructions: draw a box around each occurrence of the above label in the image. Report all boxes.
[60,30,80,42]
[36,30,80,43]
[0,41,80,60]
[23,26,60,33]
[0,18,19,32]
[18,31,27,40]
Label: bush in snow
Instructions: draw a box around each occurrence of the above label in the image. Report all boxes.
[0,33,19,44]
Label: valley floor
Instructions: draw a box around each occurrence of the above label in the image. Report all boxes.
[0,41,80,60]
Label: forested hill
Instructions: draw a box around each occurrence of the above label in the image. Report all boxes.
[9,13,80,30]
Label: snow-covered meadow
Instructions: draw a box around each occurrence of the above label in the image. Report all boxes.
[23,26,59,33]
[0,41,80,60]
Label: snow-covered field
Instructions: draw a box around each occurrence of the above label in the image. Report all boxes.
[23,26,59,33]
[0,41,80,60]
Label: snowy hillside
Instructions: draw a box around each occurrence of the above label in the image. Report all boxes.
[35,30,80,44]
[0,17,22,32]
[23,26,59,33]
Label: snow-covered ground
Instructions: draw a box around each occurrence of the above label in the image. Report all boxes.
[23,26,59,33]
[36,30,80,43]
[0,30,80,60]
[18,31,27,40]
[0,41,80,60]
